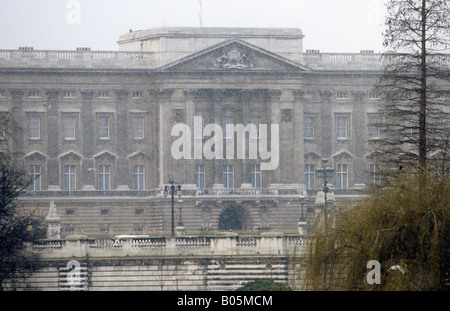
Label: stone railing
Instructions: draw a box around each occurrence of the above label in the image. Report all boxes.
[303,50,383,70]
[0,48,155,69]
[32,233,307,259]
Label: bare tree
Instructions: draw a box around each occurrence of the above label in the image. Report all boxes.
[375,0,450,179]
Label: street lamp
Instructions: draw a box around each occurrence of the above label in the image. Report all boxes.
[316,158,334,228]
[299,191,306,222]
[164,180,181,236]
[178,199,184,227]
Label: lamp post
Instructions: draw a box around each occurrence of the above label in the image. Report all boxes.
[163,180,181,236]
[316,158,334,228]
[299,192,306,222]
[298,190,307,235]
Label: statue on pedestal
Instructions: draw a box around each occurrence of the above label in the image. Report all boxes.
[45,200,61,239]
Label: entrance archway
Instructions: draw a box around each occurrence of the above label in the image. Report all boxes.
[218,204,248,231]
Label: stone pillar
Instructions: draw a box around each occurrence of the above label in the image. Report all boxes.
[298,221,308,235]
[46,200,61,239]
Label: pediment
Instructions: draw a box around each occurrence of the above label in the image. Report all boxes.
[59,150,83,160]
[93,150,117,160]
[159,40,310,72]
[24,151,47,160]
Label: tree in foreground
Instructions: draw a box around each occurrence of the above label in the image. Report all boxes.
[0,138,42,290]
[302,173,449,290]
[375,0,450,179]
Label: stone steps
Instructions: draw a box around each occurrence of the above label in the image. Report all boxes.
[58,261,90,291]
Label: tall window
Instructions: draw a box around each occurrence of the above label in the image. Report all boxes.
[64,116,76,139]
[435,117,444,138]
[251,164,261,188]
[29,165,41,191]
[133,165,144,190]
[223,116,233,139]
[98,116,109,139]
[222,165,234,188]
[304,164,315,189]
[0,115,6,138]
[369,116,379,139]
[64,165,76,190]
[29,116,40,139]
[194,116,204,139]
[337,164,348,189]
[369,164,381,186]
[250,116,260,139]
[304,117,314,139]
[337,116,348,138]
[133,116,144,139]
[195,164,205,189]
[99,165,110,190]
[403,118,412,137]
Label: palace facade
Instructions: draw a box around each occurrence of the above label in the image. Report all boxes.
[0,27,400,236]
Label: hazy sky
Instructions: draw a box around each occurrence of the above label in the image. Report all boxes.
[0,0,388,52]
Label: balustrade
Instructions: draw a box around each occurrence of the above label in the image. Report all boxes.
[0,49,155,68]
[32,234,306,256]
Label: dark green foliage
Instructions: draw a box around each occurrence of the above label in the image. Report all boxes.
[236,279,291,291]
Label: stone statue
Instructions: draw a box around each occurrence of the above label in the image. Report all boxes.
[46,200,61,239]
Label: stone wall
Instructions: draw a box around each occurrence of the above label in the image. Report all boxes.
[3,234,307,291]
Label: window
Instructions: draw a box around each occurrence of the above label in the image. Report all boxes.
[98,116,109,139]
[304,117,314,139]
[435,117,444,138]
[28,91,40,97]
[369,116,379,139]
[29,116,40,139]
[250,116,260,139]
[133,165,144,190]
[369,92,379,100]
[63,91,75,98]
[194,116,204,139]
[132,91,143,98]
[402,118,412,137]
[64,165,76,190]
[369,164,381,186]
[195,164,205,189]
[222,165,234,188]
[64,226,75,235]
[66,209,75,216]
[99,91,109,98]
[64,116,76,139]
[0,115,6,138]
[337,164,348,189]
[133,116,144,139]
[101,209,109,216]
[99,165,110,190]
[337,116,348,138]
[223,116,233,139]
[135,208,144,216]
[29,165,41,191]
[336,92,348,99]
[305,164,315,189]
[251,164,261,188]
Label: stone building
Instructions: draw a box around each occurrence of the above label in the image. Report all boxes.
[0,27,400,236]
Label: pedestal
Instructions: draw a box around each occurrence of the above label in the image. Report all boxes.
[176,225,186,237]
[298,221,308,235]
